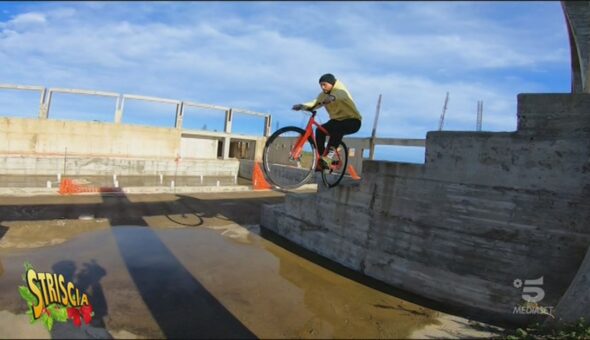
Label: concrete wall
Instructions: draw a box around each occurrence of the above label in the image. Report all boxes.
[180,137,218,159]
[0,117,241,176]
[261,93,590,325]
[0,156,239,177]
[1,117,181,158]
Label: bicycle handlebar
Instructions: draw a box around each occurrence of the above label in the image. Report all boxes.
[297,94,336,112]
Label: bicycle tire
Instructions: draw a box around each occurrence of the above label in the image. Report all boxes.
[321,141,348,188]
[263,126,317,189]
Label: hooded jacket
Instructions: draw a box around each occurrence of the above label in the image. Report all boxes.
[302,80,362,121]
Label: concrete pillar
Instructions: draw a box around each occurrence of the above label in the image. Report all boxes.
[114,95,124,124]
[550,245,590,324]
[38,89,51,119]
[223,136,231,160]
[264,115,272,137]
[562,1,590,93]
[224,109,233,133]
[175,102,185,129]
[254,137,265,162]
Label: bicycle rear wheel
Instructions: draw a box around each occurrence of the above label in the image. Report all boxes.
[263,126,317,189]
[321,141,348,188]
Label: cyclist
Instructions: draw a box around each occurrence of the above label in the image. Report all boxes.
[292,73,362,169]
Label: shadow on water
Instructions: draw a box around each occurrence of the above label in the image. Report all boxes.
[0,191,277,337]
[104,193,256,339]
[111,226,255,339]
[0,224,8,241]
[50,259,109,337]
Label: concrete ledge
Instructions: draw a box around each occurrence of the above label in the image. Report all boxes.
[517,93,590,132]
[0,185,252,196]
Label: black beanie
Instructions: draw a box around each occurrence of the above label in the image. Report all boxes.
[319,73,336,85]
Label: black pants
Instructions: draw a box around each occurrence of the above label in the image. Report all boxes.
[316,118,361,155]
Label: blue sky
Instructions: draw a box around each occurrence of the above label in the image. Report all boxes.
[0,1,571,163]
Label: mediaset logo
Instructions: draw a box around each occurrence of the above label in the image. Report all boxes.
[18,262,94,331]
[512,276,554,317]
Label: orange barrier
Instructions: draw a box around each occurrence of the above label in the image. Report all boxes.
[58,178,120,195]
[347,165,361,180]
[252,162,272,190]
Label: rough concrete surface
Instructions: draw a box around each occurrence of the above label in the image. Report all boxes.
[261,93,590,326]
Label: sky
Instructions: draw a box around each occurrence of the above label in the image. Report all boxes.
[0,1,571,163]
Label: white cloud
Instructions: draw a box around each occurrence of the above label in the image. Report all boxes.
[0,2,570,141]
[5,12,46,28]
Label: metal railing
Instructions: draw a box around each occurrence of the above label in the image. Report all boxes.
[0,83,272,137]
[0,83,426,165]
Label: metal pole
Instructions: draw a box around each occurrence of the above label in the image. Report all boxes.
[438,92,449,131]
[369,94,382,160]
[63,147,67,176]
[476,100,483,131]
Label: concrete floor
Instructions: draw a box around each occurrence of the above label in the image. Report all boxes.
[0,191,503,339]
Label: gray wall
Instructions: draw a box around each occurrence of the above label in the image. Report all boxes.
[261,93,590,325]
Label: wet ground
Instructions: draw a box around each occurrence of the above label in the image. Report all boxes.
[0,192,503,339]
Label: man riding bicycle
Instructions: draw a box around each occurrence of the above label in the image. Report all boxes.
[292,73,362,169]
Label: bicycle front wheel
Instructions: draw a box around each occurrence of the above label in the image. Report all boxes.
[263,126,317,189]
[321,141,348,188]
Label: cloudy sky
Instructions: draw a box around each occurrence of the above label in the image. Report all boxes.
[0,1,571,162]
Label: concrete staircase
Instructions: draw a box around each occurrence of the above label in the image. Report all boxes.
[261,93,590,325]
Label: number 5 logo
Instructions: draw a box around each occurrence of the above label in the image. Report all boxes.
[521,277,545,303]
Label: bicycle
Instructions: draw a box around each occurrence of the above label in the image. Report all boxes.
[262,102,349,190]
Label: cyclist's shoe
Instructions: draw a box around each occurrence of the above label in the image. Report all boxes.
[320,147,337,169]
[315,159,326,171]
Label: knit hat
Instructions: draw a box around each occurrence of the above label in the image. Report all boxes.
[319,73,336,85]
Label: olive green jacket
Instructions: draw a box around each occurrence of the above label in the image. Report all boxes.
[303,80,362,121]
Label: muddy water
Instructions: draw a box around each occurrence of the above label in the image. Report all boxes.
[0,224,460,339]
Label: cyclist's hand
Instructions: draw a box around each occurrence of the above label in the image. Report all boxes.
[292,104,305,111]
[321,94,336,105]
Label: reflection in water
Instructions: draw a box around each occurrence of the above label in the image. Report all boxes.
[52,259,109,327]
[0,222,465,339]
[261,231,441,339]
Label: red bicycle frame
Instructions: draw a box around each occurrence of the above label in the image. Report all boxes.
[290,110,339,167]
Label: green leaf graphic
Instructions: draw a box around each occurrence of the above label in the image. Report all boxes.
[18,286,37,305]
[48,304,68,323]
[45,315,54,331]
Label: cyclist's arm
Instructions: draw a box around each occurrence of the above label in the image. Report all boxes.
[301,96,320,110]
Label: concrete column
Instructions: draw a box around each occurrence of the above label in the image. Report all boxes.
[254,137,265,162]
[175,102,185,129]
[550,245,590,324]
[264,115,272,137]
[562,1,590,93]
[224,109,233,133]
[223,136,231,160]
[114,95,124,124]
[38,89,50,119]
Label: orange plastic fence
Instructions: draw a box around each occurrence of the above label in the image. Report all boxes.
[347,165,361,180]
[252,162,272,190]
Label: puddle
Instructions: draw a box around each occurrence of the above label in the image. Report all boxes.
[0,224,501,338]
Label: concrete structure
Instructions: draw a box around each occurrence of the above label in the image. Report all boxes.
[262,2,590,326]
[0,83,271,163]
[262,93,590,326]
[1,84,425,183]
[563,1,590,93]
